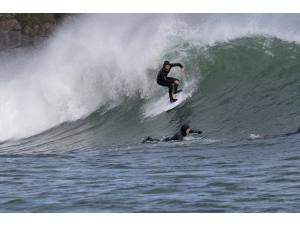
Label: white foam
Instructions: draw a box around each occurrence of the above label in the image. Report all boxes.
[0,15,174,141]
[249,133,262,140]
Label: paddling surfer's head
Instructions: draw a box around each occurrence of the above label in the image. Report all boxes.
[181,124,191,137]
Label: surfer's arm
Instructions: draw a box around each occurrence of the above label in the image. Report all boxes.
[190,130,203,134]
[163,132,183,142]
[171,63,184,68]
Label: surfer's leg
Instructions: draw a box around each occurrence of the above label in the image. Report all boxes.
[166,78,181,100]
[158,79,175,102]
[173,79,180,93]
[162,137,172,142]
[157,79,171,87]
[169,84,174,101]
[166,77,179,87]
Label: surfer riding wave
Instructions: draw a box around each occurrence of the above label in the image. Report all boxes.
[157,60,184,103]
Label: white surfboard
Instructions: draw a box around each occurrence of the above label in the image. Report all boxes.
[163,92,185,112]
[144,81,195,118]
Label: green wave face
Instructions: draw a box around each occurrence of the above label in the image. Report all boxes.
[52,36,300,146]
[178,36,300,140]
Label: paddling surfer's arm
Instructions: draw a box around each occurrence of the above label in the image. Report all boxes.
[190,130,203,134]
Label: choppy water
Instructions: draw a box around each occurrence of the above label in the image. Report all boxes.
[1,136,300,212]
[1,14,300,212]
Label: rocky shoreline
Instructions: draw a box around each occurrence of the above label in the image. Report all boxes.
[0,13,72,50]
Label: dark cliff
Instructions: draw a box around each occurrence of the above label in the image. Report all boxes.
[0,13,73,50]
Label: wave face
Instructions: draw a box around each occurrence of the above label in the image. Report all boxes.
[1,14,300,147]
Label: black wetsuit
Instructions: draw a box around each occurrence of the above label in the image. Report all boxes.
[157,63,183,101]
[142,130,202,143]
[163,130,202,141]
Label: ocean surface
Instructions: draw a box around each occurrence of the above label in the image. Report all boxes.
[0,14,300,212]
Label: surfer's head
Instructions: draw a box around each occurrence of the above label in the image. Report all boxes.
[163,60,171,71]
[181,124,191,136]
[297,126,300,133]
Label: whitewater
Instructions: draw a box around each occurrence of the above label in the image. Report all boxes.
[0,14,300,212]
